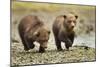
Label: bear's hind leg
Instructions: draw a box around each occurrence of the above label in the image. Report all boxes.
[55,37,62,51]
[19,33,30,51]
[21,38,30,51]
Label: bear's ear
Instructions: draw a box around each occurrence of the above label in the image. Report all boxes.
[33,31,40,37]
[63,15,67,19]
[75,15,78,19]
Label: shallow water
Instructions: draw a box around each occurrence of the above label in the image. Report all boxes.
[47,32,95,51]
[74,33,95,48]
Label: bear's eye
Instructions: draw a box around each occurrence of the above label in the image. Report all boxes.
[73,21,76,23]
[67,21,72,23]
[33,31,40,37]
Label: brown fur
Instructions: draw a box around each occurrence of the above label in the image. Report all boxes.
[52,14,78,51]
[18,15,50,53]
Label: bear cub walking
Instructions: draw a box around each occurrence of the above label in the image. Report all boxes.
[52,13,78,51]
[18,15,50,53]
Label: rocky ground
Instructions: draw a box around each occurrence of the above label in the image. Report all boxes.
[11,42,95,66]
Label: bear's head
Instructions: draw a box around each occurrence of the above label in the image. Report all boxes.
[63,13,78,31]
[33,26,50,52]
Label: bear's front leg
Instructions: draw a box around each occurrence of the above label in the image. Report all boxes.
[39,46,45,53]
[65,38,73,50]
[65,32,75,50]
[27,39,35,49]
[23,35,32,51]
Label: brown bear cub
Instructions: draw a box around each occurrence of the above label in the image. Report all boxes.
[18,15,50,53]
[52,13,78,51]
